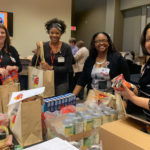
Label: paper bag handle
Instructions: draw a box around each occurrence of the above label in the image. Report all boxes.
[35,41,46,67]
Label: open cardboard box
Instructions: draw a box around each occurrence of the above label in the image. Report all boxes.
[100,118,150,150]
[100,93,150,150]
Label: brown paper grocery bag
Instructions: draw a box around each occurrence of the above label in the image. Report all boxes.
[0,83,20,113]
[86,89,116,109]
[28,66,55,98]
[12,97,42,147]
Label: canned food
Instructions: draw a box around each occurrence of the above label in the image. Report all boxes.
[102,111,111,124]
[63,119,74,137]
[109,109,118,121]
[92,113,102,128]
[83,115,93,131]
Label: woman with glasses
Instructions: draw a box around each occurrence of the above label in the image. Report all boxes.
[73,32,129,96]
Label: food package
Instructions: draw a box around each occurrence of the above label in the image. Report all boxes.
[111,74,131,91]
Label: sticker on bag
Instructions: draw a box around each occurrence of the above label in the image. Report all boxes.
[31,70,43,88]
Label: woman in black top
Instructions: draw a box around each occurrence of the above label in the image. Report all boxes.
[0,23,22,85]
[119,23,150,121]
[73,32,129,96]
[32,18,73,96]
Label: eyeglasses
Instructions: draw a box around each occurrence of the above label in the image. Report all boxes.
[94,39,108,44]
[146,38,150,42]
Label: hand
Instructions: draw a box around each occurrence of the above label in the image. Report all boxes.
[32,41,41,55]
[116,82,135,100]
[6,65,18,72]
[0,68,8,78]
[40,62,53,70]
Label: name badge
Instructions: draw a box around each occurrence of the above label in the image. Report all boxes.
[10,56,16,63]
[58,57,65,63]
[99,67,110,75]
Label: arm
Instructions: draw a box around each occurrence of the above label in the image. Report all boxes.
[119,55,130,82]
[72,85,83,96]
[9,46,22,72]
[74,48,83,61]
[119,83,149,110]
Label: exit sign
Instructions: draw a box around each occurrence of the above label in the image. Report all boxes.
[71,26,76,31]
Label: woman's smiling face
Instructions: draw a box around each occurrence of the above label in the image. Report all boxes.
[94,33,109,54]
[49,27,62,44]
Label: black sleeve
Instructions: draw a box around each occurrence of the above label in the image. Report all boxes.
[119,55,130,82]
[10,46,22,73]
[53,45,73,73]
[77,57,91,87]
[32,54,41,66]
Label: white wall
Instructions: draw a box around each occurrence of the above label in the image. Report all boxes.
[120,0,150,10]
[122,7,142,54]
[0,0,71,57]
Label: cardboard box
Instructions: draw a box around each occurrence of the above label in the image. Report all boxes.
[100,118,150,150]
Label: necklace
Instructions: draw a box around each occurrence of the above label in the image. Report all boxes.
[96,59,106,65]
[49,42,61,54]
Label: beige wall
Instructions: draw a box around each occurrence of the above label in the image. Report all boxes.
[72,0,106,48]
[0,0,71,57]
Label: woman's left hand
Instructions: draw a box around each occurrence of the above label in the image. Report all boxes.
[40,62,53,70]
[117,83,135,100]
[6,65,18,72]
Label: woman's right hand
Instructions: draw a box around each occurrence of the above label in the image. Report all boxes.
[0,68,8,78]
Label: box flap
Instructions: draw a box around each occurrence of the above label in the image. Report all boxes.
[100,119,150,150]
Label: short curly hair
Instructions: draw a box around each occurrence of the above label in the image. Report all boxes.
[45,18,66,34]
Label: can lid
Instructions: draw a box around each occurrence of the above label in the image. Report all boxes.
[109,109,118,114]
[103,111,111,115]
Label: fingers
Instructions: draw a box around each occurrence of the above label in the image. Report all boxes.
[1,69,8,78]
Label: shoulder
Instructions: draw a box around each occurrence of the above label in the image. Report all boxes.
[8,45,18,54]
[108,51,123,60]
[43,41,49,47]
[62,42,71,49]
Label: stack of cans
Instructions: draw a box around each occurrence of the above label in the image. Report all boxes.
[43,93,76,112]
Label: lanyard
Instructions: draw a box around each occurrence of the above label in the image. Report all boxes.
[49,43,55,65]
[50,55,55,65]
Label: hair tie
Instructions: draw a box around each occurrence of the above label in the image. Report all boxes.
[49,23,62,32]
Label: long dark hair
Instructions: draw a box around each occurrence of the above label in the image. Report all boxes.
[0,23,10,52]
[89,32,116,58]
[141,23,150,55]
